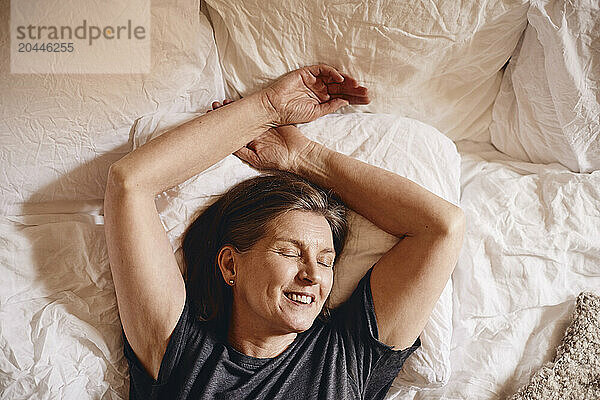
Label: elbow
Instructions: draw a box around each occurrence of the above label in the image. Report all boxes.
[106,164,127,191]
[404,207,465,238]
[440,207,466,236]
[105,163,135,195]
[105,163,153,201]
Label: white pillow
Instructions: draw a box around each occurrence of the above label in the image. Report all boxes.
[203,0,528,142]
[490,0,600,173]
[0,0,225,216]
[133,112,462,390]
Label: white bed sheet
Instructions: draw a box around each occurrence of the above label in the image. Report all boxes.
[204,0,529,143]
[0,1,226,396]
[0,214,127,399]
[387,140,600,399]
[0,0,225,217]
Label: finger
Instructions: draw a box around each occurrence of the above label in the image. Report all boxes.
[327,84,369,96]
[297,69,331,103]
[317,98,350,116]
[302,69,343,103]
[338,71,359,88]
[330,93,371,105]
[306,64,344,83]
[312,80,331,102]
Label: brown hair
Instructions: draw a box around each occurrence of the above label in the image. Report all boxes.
[182,170,348,331]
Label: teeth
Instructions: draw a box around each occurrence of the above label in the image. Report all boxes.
[286,292,312,304]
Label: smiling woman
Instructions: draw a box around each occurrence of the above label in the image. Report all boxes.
[104,64,463,399]
[181,170,348,344]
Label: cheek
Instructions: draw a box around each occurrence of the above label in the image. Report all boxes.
[245,254,296,297]
[264,252,297,276]
[322,272,334,294]
[236,253,269,296]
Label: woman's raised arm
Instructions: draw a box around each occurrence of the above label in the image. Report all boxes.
[108,64,367,195]
[293,140,465,351]
[108,92,272,195]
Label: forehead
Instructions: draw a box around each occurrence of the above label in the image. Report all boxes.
[266,210,334,249]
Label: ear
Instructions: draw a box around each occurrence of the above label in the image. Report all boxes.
[217,245,237,284]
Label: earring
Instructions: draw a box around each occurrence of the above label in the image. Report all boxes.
[229,279,234,285]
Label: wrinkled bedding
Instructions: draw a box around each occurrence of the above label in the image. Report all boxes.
[388,140,600,400]
[490,0,600,173]
[0,214,127,399]
[1,0,600,399]
[205,0,529,142]
[0,0,225,216]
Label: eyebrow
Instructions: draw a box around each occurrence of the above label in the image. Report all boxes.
[274,237,335,254]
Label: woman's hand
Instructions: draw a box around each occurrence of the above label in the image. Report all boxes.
[209,100,316,172]
[208,65,368,172]
[259,64,369,126]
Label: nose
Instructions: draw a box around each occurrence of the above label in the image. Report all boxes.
[298,258,323,285]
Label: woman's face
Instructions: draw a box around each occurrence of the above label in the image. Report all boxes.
[231,210,336,334]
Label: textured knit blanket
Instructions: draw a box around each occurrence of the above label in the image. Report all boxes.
[510,291,600,400]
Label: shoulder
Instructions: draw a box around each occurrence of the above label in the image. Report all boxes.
[123,295,219,390]
[329,266,421,396]
[344,265,421,351]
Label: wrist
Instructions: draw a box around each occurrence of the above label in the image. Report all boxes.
[293,140,330,179]
[256,89,280,128]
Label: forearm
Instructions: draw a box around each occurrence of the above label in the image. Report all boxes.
[110,92,274,196]
[296,141,463,237]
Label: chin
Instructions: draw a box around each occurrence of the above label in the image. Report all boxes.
[283,314,318,333]
[277,297,323,332]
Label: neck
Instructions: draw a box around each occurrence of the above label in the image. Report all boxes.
[227,303,297,359]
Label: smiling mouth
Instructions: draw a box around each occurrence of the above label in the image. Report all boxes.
[283,293,314,307]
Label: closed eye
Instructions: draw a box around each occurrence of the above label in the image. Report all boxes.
[279,251,300,258]
[278,251,333,268]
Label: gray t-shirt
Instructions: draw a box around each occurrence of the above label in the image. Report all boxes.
[123,265,421,399]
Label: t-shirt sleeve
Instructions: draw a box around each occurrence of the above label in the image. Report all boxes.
[332,265,421,399]
[122,295,200,399]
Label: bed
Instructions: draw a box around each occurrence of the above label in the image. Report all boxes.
[1,0,599,398]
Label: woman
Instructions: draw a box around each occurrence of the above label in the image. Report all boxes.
[104,65,465,399]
